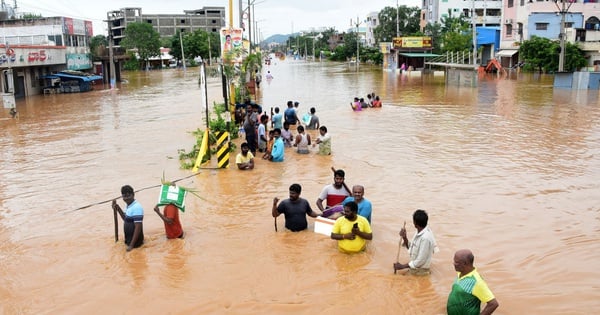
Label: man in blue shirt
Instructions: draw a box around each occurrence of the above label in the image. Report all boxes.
[342,185,372,224]
[112,185,144,252]
[270,128,284,162]
[272,107,283,129]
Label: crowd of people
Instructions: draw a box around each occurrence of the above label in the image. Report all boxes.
[351,92,382,111]
[111,92,499,314]
[235,98,331,167]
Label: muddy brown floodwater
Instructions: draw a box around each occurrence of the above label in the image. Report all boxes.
[0,61,599,314]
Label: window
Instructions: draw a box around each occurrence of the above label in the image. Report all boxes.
[212,19,217,24]
[180,19,186,24]
[536,23,548,30]
[147,19,152,24]
[565,22,573,28]
[506,24,513,35]
[508,0,514,7]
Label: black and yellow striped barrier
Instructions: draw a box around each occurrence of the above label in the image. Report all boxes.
[214,131,230,168]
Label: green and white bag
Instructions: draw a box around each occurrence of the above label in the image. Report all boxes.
[157,184,187,212]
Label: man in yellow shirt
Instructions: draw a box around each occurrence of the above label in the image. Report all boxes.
[236,142,254,170]
[330,201,372,253]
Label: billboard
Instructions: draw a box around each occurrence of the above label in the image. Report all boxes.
[393,37,432,49]
[220,28,244,63]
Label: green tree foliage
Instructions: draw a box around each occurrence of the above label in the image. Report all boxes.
[439,11,471,52]
[120,22,161,69]
[89,35,107,60]
[171,30,221,64]
[442,32,471,52]
[374,6,421,43]
[21,13,43,19]
[423,22,443,53]
[519,36,587,73]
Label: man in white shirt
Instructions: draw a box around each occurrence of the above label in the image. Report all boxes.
[393,209,438,275]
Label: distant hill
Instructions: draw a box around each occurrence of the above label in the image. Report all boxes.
[262,33,294,44]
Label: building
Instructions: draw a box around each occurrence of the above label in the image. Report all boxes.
[499,0,600,69]
[106,7,226,48]
[422,0,502,28]
[0,16,94,98]
[365,11,379,47]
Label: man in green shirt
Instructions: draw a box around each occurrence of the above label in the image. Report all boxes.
[447,249,499,315]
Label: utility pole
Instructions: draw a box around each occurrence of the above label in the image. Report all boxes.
[107,12,116,89]
[208,34,212,65]
[180,31,186,71]
[396,0,399,37]
[555,0,573,72]
[471,0,477,69]
[247,0,252,54]
[351,16,362,67]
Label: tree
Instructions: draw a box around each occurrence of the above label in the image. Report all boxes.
[89,35,107,60]
[171,30,221,64]
[439,11,471,53]
[423,22,443,53]
[120,22,161,70]
[373,6,421,43]
[519,36,586,73]
[21,13,43,19]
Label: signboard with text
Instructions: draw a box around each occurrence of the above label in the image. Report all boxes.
[393,37,432,49]
[0,47,66,68]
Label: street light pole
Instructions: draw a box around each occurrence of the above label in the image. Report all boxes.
[351,16,362,67]
[247,0,252,54]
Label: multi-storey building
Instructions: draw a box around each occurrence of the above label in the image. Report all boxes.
[106,7,226,48]
[0,16,94,98]
[500,0,600,69]
[422,0,503,27]
[365,11,379,47]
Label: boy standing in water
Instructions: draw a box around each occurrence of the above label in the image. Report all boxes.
[154,204,184,239]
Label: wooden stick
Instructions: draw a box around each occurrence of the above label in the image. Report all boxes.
[330,166,352,195]
[113,208,119,242]
[394,221,406,274]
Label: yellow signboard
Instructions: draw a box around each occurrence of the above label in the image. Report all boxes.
[379,43,390,54]
[392,37,432,49]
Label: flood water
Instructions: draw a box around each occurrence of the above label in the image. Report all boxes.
[1,60,599,314]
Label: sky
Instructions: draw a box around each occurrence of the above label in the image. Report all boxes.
[15,0,421,39]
